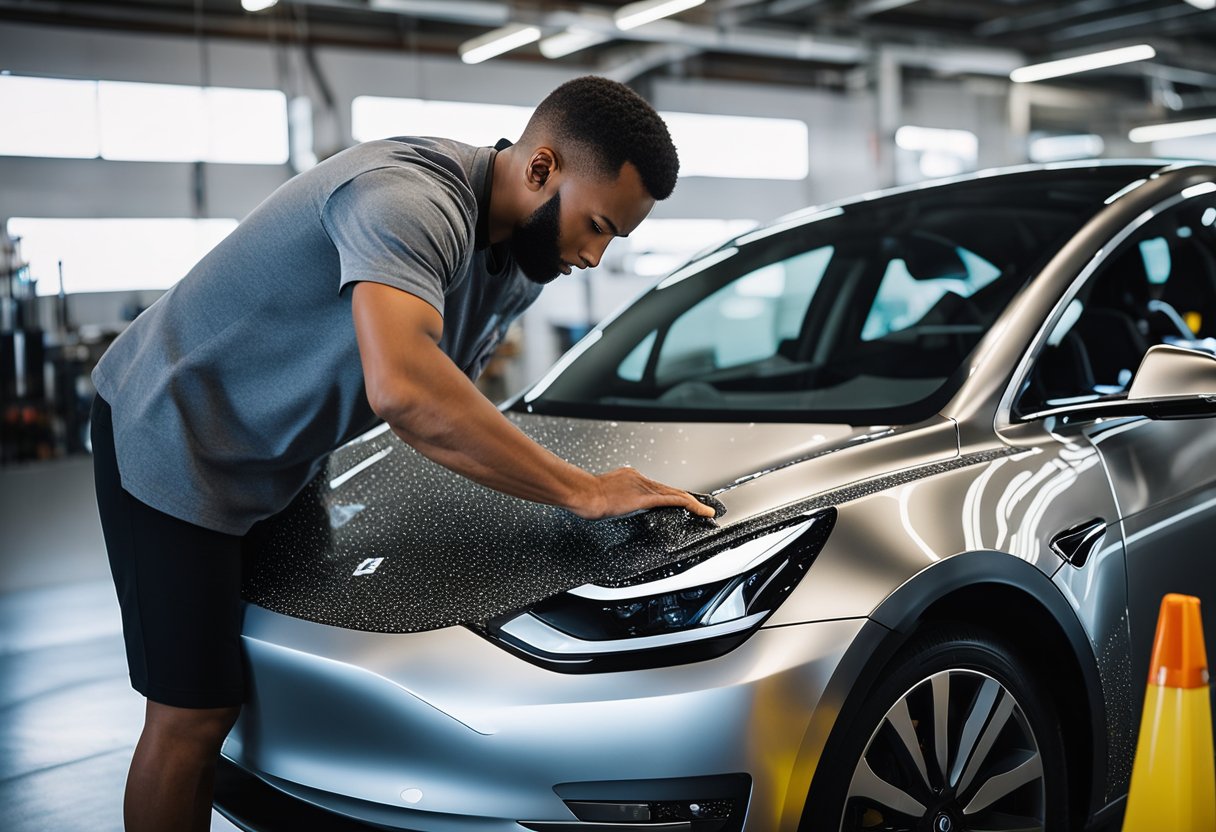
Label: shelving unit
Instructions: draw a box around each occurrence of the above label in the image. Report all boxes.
[0,228,96,464]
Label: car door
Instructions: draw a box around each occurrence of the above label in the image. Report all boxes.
[1019,184,1216,720]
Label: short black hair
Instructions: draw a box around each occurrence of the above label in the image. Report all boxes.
[523,76,679,200]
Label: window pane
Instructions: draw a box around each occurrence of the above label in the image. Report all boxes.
[7,218,238,295]
[617,330,657,382]
[1019,188,1216,413]
[204,87,289,164]
[655,246,831,383]
[861,246,1000,342]
[661,112,809,180]
[621,218,758,276]
[98,81,208,162]
[895,125,979,182]
[0,75,100,158]
[352,96,532,146]
[98,81,288,164]
[352,97,809,180]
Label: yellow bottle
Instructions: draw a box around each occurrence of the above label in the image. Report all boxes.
[1123,593,1215,832]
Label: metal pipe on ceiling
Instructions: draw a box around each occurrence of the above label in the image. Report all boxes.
[292,0,1026,76]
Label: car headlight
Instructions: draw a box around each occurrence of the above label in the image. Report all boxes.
[482,508,835,672]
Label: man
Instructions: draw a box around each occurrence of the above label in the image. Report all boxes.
[91,75,714,832]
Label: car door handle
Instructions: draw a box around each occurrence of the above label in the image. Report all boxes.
[1050,518,1107,568]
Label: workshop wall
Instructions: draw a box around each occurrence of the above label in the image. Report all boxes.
[0,19,1075,395]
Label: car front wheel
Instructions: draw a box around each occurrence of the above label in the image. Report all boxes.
[804,625,1069,832]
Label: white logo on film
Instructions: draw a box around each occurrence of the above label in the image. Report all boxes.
[352,557,385,576]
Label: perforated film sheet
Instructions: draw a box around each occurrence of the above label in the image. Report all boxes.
[242,422,728,633]
[241,416,1013,633]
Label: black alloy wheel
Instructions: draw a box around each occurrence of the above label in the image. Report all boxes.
[803,625,1070,832]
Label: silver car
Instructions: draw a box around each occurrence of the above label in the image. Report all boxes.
[214,160,1216,832]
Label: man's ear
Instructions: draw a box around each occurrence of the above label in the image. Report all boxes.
[525,146,558,193]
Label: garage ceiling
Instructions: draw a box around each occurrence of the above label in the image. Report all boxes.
[1,0,1214,103]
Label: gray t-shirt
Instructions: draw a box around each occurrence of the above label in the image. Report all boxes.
[93,137,541,535]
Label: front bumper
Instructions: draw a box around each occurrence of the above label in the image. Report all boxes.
[219,604,870,831]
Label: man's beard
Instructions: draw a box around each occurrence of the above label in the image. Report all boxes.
[510,190,564,285]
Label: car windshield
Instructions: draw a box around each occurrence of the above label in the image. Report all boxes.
[515,167,1154,424]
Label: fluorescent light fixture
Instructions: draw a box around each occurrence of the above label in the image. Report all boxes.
[539,27,610,59]
[241,0,278,11]
[1183,0,1215,9]
[1010,44,1156,83]
[459,23,541,64]
[1129,117,1216,143]
[615,0,705,31]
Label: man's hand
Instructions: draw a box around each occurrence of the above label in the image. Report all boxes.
[352,282,713,521]
[571,467,716,521]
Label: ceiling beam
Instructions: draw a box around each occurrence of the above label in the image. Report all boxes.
[294,0,1033,76]
[851,0,920,18]
[974,0,1128,38]
[1046,3,1204,42]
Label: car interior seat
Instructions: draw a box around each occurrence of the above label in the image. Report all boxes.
[1072,247,1154,390]
[1024,331,1096,411]
[1157,240,1216,339]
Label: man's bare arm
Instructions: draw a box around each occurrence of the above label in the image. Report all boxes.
[352,281,715,520]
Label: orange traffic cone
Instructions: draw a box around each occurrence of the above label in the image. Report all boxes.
[1122,593,1215,832]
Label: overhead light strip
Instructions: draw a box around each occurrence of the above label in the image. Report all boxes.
[1128,117,1216,144]
[539,28,610,59]
[1010,44,1156,83]
[615,0,706,32]
[459,23,541,65]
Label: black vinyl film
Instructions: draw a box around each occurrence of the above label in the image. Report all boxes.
[242,421,1017,633]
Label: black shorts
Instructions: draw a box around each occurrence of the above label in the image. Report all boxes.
[91,394,246,709]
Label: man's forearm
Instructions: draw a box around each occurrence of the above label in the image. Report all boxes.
[372,340,600,512]
[351,281,713,521]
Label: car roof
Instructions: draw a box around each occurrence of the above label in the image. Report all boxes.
[785,158,1183,221]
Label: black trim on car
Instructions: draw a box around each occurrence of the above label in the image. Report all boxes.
[213,756,413,831]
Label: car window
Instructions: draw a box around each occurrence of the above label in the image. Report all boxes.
[648,246,832,385]
[861,248,1001,341]
[519,167,1158,424]
[1019,192,1216,415]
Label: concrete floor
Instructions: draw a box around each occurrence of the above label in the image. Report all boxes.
[0,455,239,832]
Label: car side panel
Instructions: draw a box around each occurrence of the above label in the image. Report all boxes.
[1086,416,1216,732]
[764,424,1131,814]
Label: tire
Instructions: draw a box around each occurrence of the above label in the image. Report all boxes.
[801,624,1070,832]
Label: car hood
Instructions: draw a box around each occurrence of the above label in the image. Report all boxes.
[242,413,958,633]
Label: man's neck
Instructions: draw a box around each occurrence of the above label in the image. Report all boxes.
[488,144,518,246]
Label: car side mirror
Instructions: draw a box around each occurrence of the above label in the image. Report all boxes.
[1126,344,1216,418]
[1129,345,1216,399]
[1026,344,1216,423]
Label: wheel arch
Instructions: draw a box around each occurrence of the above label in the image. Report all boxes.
[789,550,1107,832]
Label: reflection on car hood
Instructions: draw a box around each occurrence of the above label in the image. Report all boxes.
[241,414,943,633]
